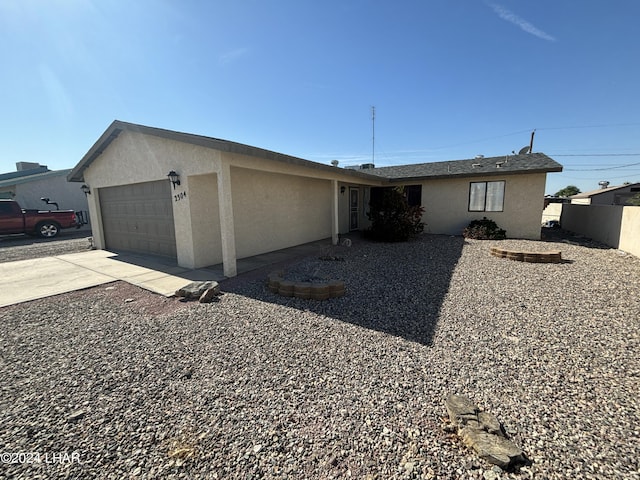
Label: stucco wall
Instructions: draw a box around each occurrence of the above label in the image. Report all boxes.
[4,174,88,215]
[188,173,222,267]
[230,167,332,258]
[83,131,222,188]
[560,204,623,247]
[412,172,547,239]
[619,207,640,257]
[561,204,640,257]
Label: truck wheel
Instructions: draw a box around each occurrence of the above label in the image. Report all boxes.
[36,221,60,238]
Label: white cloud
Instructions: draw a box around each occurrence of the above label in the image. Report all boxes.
[219,47,250,65]
[489,3,556,42]
[39,64,74,121]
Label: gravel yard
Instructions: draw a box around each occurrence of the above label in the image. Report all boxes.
[1,233,639,479]
[0,229,92,263]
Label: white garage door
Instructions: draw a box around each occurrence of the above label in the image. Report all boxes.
[99,181,177,259]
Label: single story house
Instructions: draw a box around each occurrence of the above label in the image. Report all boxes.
[0,162,89,219]
[570,183,640,205]
[68,120,562,277]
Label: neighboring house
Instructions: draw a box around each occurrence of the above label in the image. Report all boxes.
[569,183,640,205]
[0,162,89,222]
[68,120,562,276]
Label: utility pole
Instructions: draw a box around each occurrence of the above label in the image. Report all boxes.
[371,106,375,165]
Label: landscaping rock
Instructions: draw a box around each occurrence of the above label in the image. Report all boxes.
[199,287,221,303]
[175,281,219,299]
[461,427,527,470]
[445,394,528,470]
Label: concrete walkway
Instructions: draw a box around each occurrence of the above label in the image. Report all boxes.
[0,239,332,308]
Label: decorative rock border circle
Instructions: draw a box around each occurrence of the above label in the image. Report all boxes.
[490,247,562,263]
[267,271,345,300]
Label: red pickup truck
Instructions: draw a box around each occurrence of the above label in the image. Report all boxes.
[0,199,80,238]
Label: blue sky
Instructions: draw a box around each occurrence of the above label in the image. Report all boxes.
[1,0,639,195]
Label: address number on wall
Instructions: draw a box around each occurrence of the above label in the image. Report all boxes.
[174,191,187,202]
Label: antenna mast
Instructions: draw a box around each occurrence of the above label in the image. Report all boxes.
[371,106,375,165]
[529,129,536,153]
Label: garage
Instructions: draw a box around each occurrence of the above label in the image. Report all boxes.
[99,180,177,259]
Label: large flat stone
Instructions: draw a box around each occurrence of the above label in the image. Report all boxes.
[445,394,528,470]
[460,427,527,470]
[175,281,220,299]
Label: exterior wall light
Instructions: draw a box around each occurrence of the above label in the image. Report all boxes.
[81,184,91,196]
[340,186,346,194]
[167,171,181,189]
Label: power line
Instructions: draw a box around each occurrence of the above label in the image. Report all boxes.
[551,153,640,157]
[563,161,640,171]
[537,122,640,131]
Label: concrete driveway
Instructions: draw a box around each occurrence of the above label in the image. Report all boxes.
[0,249,225,308]
[0,238,333,308]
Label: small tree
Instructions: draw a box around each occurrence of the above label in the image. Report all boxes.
[555,185,581,197]
[365,187,424,242]
[626,193,640,206]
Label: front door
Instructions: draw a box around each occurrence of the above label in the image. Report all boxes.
[349,187,359,231]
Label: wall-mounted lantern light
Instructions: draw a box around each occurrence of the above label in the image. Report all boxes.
[340,186,346,194]
[167,170,181,189]
[81,184,91,196]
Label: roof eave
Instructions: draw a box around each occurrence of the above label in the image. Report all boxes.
[68,120,386,183]
[67,121,124,182]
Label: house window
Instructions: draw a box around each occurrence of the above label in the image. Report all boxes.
[370,185,422,207]
[404,185,422,206]
[469,181,505,212]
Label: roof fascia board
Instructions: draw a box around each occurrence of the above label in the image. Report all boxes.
[124,122,386,182]
[68,120,385,184]
[67,121,124,182]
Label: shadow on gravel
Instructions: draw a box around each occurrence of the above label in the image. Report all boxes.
[540,227,614,250]
[223,234,466,347]
[0,227,92,246]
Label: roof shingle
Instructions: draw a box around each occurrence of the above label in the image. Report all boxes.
[369,153,562,181]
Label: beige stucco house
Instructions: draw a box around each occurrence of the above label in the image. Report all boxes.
[68,121,562,277]
[569,183,640,205]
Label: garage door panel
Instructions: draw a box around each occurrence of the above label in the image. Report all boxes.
[99,181,176,259]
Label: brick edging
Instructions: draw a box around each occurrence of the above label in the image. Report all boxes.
[490,247,562,263]
[266,271,346,300]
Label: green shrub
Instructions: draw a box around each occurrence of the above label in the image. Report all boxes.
[462,217,506,240]
[365,187,425,242]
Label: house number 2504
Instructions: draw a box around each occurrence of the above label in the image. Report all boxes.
[174,191,187,202]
